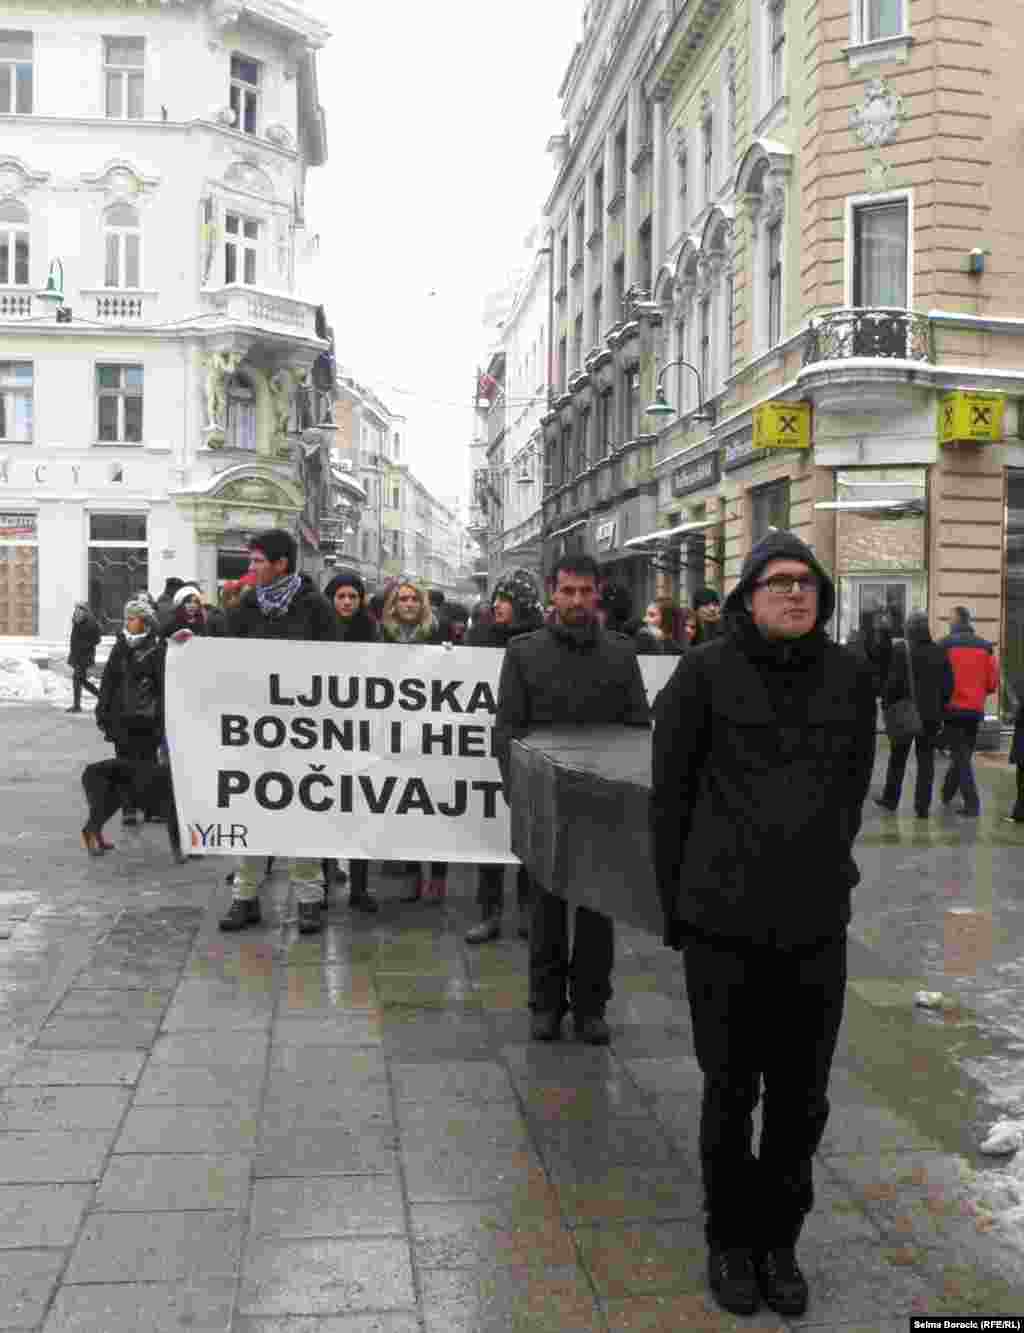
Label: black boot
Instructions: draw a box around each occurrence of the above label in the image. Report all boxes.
[755,1248,808,1316]
[348,860,378,914]
[218,898,261,932]
[708,1247,760,1316]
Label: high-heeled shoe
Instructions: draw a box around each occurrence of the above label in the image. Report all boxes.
[81,828,105,857]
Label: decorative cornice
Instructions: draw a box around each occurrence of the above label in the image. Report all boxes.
[0,156,49,199]
[79,158,161,197]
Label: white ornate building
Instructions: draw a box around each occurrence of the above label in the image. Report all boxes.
[0,0,330,645]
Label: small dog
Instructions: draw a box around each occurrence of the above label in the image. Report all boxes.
[81,757,185,862]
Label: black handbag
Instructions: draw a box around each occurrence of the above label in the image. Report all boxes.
[883,639,922,742]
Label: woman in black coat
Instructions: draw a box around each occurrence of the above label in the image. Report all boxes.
[323,570,379,911]
[634,598,685,656]
[95,599,167,827]
[874,610,954,817]
[1004,675,1024,823]
[67,603,102,712]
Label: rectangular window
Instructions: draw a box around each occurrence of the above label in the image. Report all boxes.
[862,0,903,41]
[0,31,32,115]
[675,320,687,411]
[768,0,786,105]
[574,200,585,261]
[88,514,148,635]
[750,479,790,545]
[573,312,584,372]
[703,116,714,200]
[699,299,712,401]
[558,233,568,291]
[678,147,688,224]
[724,272,735,376]
[225,212,259,286]
[767,222,783,348]
[104,230,140,289]
[852,200,908,306]
[614,125,627,194]
[0,361,32,441]
[0,228,29,285]
[641,97,653,148]
[558,334,567,393]
[0,516,38,636]
[612,257,625,321]
[593,166,604,220]
[229,54,260,134]
[592,285,603,344]
[638,218,652,294]
[391,486,400,509]
[96,365,143,444]
[104,37,144,120]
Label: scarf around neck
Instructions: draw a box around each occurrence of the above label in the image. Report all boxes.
[256,572,303,618]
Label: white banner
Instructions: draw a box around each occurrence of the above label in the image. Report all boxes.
[165,639,678,860]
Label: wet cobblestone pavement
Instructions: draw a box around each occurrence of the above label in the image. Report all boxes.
[4,705,1024,1329]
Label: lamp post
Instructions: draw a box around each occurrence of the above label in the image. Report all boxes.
[645,358,715,424]
[37,258,72,324]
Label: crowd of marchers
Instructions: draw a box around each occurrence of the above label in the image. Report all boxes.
[64,524,1016,1323]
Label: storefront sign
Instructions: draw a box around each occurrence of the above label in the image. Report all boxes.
[0,512,37,539]
[594,518,617,551]
[164,641,678,862]
[938,391,1005,445]
[671,451,720,497]
[721,430,767,473]
[752,401,811,450]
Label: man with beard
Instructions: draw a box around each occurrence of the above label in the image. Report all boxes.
[650,532,877,1319]
[495,555,650,1045]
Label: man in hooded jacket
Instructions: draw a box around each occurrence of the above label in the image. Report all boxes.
[650,531,877,1320]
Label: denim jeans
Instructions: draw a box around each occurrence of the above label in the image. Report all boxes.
[940,716,981,814]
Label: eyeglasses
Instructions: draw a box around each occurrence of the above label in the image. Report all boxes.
[754,575,818,596]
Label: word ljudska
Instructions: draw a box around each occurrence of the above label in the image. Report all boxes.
[268,674,497,714]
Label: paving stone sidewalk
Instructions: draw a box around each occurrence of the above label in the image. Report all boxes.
[2,705,1024,1330]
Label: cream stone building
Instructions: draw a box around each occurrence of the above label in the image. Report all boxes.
[541,0,1024,698]
[0,0,330,647]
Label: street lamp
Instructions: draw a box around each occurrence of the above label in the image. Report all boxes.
[646,359,714,424]
[37,258,72,323]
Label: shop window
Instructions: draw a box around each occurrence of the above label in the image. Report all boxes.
[229,53,260,134]
[0,511,37,635]
[104,36,144,120]
[0,361,32,441]
[87,513,148,634]
[750,478,790,544]
[0,31,32,115]
[225,372,256,450]
[96,364,143,443]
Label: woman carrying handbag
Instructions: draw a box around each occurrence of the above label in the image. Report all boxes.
[874,611,954,818]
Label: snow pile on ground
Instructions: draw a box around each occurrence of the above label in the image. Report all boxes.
[0,655,91,708]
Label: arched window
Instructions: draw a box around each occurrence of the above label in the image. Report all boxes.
[104,203,141,289]
[226,372,257,450]
[737,143,793,357]
[0,199,29,287]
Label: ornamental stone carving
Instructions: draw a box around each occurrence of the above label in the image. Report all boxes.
[850,78,905,149]
[208,0,243,32]
[0,156,49,200]
[203,349,244,442]
[673,125,688,165]
[265,123,295,150]
[224,158,275,197]
[268,367,306,446]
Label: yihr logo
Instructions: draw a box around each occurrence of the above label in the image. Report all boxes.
[189,822,249,849]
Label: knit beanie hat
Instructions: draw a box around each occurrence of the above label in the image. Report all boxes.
[692,586,721,609]
[323,568,367,603]
[492,568,542,620]
[172,583,202,609]
[123,597,156,626]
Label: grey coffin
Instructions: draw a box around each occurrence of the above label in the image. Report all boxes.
[508,727,663,936]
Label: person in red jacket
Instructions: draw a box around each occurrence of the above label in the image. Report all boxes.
[937,606,999,817]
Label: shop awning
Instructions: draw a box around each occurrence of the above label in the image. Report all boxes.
[547,518,589,541]
[814,499,924,514]
[622,516,722,549]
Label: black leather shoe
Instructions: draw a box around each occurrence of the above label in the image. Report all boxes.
[298,901,323,934]
[755,1247,808,1317]
[873,797,898,812]
[530,1011,562,1042]
[708,1247,760,1316]
[218,898,261,932]
[573,1014,611,1045]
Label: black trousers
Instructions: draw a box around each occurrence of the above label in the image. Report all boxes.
[71,665,99,709]
[881,721,941,814]
[477,863,532,916]
[940,716,981,813]
[681,928,847,1250]
[82,758,180,855]
[529,888,613,1017]
[1013,766,1024,820]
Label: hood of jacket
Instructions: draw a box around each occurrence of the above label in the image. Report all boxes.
[723,530,836,644]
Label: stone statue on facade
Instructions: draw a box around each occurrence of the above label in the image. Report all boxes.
[203,349,244,445]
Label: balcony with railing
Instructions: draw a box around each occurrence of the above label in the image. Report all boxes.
[201,284,320,339]
[802,309,933,366]
[82,290,152,322]
[0,290,34,319]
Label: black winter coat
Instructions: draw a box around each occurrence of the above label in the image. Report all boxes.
[650,615,877,951]
[335,610,378,643]
[68,614,102,668]
[633,627,684,656]
[96,633,166,742]
[493,621,651,792]
[881,639,953,727]
[226,575,337,642]
[465,614,543,650]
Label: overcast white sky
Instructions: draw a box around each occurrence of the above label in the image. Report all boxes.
[301,1,583,511]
